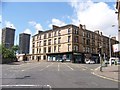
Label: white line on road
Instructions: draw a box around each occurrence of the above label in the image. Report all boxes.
[20,62,41,71]
[91,72,120,82]
[40,63,53,71]
[95,66,101,71]
[1,84,52,88]
[64,63,74,71]
[82,68,86,71]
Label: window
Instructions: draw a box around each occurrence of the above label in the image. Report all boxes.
[48,33,51,38]
[76,29,79,34]
[74,45,79,51]
[44,34,47,39]
[54,46,56,52]
[83,32,85,37]
[48,47,51,53]
[39,48,41,53]
[83,38,85,45]
[44,47,46,53]
[68,28,71,34]
[74,36,79,43]
[54,38,57,44]
[39,41,41,46]
[39,35,41,40]
[32,56,34,60]
[58,45,61,52]
[68,36,71,42]
[54,31,57,37]
[37,42,39,47]
[44,40,47,46]
[43,55,46,60]
[86,32,90,38]
[68,44,71,51]
[37,48,39,53]
[48,39,51,45]
[58,37,61,44]
[74,28,79,34]
[32,49,34,54]
[86,39,90,45]
[58,30,61,36]
[32,43,35,47]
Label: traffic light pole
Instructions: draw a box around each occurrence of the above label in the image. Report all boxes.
[99,46,102,72]
[99,53,102,72]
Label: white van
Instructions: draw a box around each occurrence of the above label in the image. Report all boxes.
[109,57,119,65]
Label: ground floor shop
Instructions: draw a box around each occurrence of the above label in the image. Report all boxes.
[31,52,100,64]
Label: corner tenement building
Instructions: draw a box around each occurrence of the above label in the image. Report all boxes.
[32,24,119,63]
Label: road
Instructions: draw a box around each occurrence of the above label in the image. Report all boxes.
[1,61,119,89]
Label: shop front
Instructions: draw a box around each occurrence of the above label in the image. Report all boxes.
[47,52,72,62]
[72,52,84,63]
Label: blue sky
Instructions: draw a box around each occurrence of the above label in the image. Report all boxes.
[1,0,118,52]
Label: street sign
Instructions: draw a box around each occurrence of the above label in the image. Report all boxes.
[112,44,120,52]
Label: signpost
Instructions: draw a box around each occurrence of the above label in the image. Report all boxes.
[112,44,120,52]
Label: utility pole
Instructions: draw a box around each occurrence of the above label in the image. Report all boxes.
[109,35,112,66]
[99,46,102,72]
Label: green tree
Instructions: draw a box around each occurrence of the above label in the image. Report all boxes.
[0,44,19,63]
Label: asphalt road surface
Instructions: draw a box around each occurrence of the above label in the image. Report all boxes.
[1,61,119,89]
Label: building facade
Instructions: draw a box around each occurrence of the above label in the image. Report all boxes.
[2,27,15,48]
[32,24,119,63]
[19,33,31,54]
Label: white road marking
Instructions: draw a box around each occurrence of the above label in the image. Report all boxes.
[20,62,41,71]
[40,63,53,71]
[64,63,74,70]
[95,66,101,71]
[82,68,86,71]
[21,70,25,72]
[91,72,120,82]
[1,84,52,88]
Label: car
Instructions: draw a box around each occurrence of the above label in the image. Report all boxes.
[117,60,120,65]
[85,60,95,64]
[104,60,109,64]
[109,57,119,65]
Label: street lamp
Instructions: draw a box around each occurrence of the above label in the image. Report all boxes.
[109,35,112,66]
[99,46,102,72]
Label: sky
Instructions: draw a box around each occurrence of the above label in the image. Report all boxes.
[0,0,118,53]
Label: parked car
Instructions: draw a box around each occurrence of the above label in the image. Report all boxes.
[109,57,119,64]
[85,60,95,64]
[117,58,120,65]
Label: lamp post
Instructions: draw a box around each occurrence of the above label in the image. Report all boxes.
[99,46,102,72]
[109,35,112,66]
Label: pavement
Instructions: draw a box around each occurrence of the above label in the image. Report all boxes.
[93,64,120,82]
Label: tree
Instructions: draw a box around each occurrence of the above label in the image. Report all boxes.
[0,44,20,63]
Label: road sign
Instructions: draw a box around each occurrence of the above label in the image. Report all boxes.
[112,44,120,52]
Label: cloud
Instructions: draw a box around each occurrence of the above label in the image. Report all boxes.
[23,28,31,34]
[5,21,16,29]
[49,18,66,28]
[69,0,118,37]
[29,21,43,30]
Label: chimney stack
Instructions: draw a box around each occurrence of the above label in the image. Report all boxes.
[52,25,59,29]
